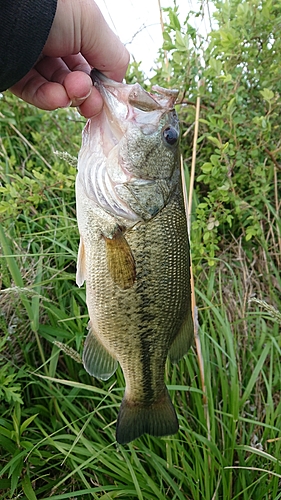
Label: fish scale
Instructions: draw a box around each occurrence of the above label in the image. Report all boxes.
[76,70,194,444]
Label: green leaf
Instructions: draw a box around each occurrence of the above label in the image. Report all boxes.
[201,162,213,173]
[175,30,188,51]
[0,226,33,322]
[162,31,172,43]
[240,343,271,406]
[173,51,183,64]
[20,414,39,435]
[209,57,222,75]
[207,136,221,147]
[22,474,38,500]
[168,10,181,31]
[260,88,274,102]
[0,425,12,439]
[9,452,23,496]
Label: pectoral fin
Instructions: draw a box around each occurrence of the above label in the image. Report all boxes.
[83,321,118,380]
[169,312,194,363]
[104,229,136,290]
[76,237,86,287]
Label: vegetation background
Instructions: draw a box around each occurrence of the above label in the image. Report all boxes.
[0,0,280,498]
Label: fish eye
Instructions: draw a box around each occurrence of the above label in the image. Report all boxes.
[162,126,179,146]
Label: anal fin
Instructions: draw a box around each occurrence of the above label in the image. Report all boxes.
[82,321,118,380]
[169,311,194,363]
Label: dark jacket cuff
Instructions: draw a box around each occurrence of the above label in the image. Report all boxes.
[0,0,58,91]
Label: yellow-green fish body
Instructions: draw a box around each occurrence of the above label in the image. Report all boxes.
[76,71,193,444]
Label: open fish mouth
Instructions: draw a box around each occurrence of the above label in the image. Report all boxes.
[77,71,180,223]
[90,70,179,113]
[90,69,179,137]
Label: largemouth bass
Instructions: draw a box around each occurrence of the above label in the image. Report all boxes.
[76,70,193,445]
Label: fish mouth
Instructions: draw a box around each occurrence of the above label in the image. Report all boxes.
[90,70,179,135]
[77,71,179,223]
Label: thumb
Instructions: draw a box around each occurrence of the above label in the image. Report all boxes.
[44,0,130,82]
[79,2,130,82]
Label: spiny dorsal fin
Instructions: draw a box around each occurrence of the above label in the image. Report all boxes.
[83,321,118,380]
[104,229,136,290]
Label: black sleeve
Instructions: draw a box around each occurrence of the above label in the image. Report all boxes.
[0,0,58,91]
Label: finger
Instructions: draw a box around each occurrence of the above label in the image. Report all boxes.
[35,56,70,84]
[80,4,130,82]
[63,71,96,109]
[10,69,71,110]
[78,88,104,119]
[10,65,103,117]
[34,56,94,107]
[36,56,93,104]
[62,53,91,74]
[37,53,92,80]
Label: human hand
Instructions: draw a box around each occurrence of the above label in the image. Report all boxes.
[9,0,129,118]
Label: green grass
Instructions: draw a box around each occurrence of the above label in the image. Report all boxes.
[1,87,281,498]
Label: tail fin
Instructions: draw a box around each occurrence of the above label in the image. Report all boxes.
[116,388,178,445]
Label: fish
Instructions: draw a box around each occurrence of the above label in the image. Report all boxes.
[76,70,194,445]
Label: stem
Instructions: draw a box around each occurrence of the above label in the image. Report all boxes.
[181,81,211,448]
[157,0,169,80]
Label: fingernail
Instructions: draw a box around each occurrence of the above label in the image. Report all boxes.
[74,89,92,104]
[60,99,72,108]
[81,89,92,99]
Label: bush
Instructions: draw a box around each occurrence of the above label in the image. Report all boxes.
[151,0,281,268]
